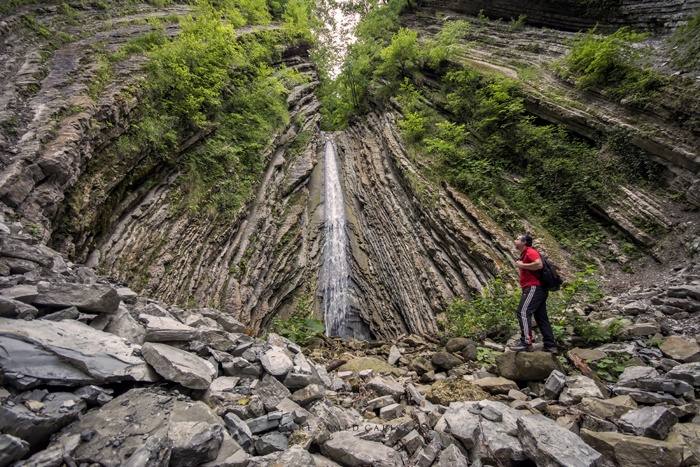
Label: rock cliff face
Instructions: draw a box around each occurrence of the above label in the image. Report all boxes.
[335,112,514,337]
[420,0,700,32]
[74,55,324,334]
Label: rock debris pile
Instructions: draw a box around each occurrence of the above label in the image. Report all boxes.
[1,219,699,466]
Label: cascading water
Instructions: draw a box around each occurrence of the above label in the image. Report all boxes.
[321,136,352,337]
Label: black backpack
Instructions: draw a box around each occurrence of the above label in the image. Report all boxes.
[539,254,563,291]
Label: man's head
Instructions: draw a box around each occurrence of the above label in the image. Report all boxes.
[514,233,533,252]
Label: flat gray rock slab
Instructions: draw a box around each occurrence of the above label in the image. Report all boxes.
[139,314,196,342]
[322,430,405,467]
[518,414,603,467]
[49,387,227,467]
[142,342,216,390]
[666,362,700,387]
[0,317,158,389]
[34,281,120,313]
[0,434,30,467]
[619,406,678,439]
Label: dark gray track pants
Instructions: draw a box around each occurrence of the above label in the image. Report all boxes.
[516,285,556,348]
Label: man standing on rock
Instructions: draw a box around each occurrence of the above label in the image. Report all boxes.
[510,234,557,353]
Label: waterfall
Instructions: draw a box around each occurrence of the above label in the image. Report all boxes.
[322,137,351,337]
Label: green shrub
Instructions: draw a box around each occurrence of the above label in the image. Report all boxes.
[147,10,244,129]
[670,11,700,72]
[79,0,311,224]
[375,28,421,83]
[282,0,316,43]
[590,354,634,382]
[444,277,520,342]
[558,26,665,105]
[508,14,527,32]
[270,314,325,345]
[422,20,470,69]
[547,266,623,346]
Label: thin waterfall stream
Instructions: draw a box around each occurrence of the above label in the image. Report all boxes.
[321,135,351,337]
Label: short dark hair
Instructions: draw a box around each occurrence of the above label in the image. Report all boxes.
[519,234,533,246]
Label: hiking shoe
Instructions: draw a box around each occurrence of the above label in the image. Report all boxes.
[543,346,558,354]
[509,342,532,352]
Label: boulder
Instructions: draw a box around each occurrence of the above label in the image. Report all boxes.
[104,306,146,344]
[0,284,38,303]
[496,351,559,381]
[283,352,322,390]
[617,366,659,386]
[0,317,157,389]
[400,430,424,455]
[254,432,288,455]
[0,295,38,319]
[408,356,434,375]
[116,287,138,304]
[567,348,606,363]
[544,370,567,399]
[666,362,700,387]
[445,337,478,360]
[387,345,401,365]
[48,387,227,466]
[659,336,700,363]
[254,373,292,411]
[40,306,79,321]
[613,387,682,405]
[34,281,119,313]
[16,434,81,467]
[260,347,293,377]
[579,395,637,419]
[435,401,525,463]
[223,357,263,378]
[581,429,683,467]
[169,421,224,467]
[618,406,678,440]
[473,376,519,394]
[431,351,463,371]
[379,403,403,420]
[223,412,254,453]
[322,430,405,466]
[139,314,196,342]
[246,411,283,434]
[517,414,603,467]
[142,342,216,390]
[0,391,86,448]
[0,236,57,268]
[435,444,469,467]
[666,423,700,466]
[0,434,30,467]
[560,375,603,404]
[623,322,660,337]
[366,395,397,411]
[367,375,404,397]
[291,384,325,406]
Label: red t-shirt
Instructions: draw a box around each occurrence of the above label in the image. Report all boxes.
[519,246,542,288]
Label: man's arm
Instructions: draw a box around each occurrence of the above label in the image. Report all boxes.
[515,259,542,270]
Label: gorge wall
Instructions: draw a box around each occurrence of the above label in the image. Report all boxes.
[0,0,698,340]
[420,0,700,32]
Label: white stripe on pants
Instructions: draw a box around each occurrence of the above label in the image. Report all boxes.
[521,286,536,344]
